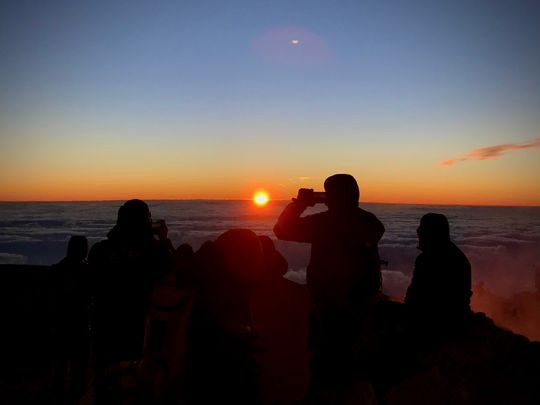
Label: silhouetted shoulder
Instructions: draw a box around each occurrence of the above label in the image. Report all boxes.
[88,240,106,260]
[357,208,385,241]
[413,252,426,269]
[88,239,115,268]
[450,242,471,267]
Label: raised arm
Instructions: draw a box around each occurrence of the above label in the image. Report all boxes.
[273,201,315,243]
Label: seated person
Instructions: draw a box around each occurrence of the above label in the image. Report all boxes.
[405,213,472,338]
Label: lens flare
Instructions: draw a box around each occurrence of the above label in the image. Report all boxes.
[254,191,269,206]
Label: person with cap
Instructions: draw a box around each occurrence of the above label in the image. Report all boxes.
[273,174,385,402]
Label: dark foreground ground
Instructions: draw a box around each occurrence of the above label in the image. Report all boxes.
[1,264,539,404]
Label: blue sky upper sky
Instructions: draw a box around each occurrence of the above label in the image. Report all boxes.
[1,0,539,204]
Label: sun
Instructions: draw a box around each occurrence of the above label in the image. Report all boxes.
[253,191,269,206]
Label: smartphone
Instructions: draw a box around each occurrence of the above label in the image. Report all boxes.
[296,189,326,206]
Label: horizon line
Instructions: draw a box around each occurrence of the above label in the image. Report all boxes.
[0,198,538,208]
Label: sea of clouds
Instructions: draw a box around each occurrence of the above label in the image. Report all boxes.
[1,201,539,299]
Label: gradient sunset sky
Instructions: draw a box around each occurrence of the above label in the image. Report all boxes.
[1,0,539,205]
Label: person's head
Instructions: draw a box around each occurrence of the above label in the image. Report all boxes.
[67,235,88,261]
[215,229,265,284]
[417,213,451,251]
[116,199,152,232]
[324,174,360,210]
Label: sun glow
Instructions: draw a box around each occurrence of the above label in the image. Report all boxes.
[253,191,269,206]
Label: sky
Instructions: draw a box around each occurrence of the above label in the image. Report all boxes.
[1,0,539,205]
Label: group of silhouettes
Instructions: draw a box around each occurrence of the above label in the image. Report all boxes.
[49,174,472,405]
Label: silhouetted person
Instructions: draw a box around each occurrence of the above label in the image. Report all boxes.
[184,229,263,405]
[50,235,90,405]
[88,199,172,401]
[274,174,385,402]
[405,213,472,342]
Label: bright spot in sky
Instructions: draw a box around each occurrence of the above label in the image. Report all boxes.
[291,39,300,45]
[254,192,269,206]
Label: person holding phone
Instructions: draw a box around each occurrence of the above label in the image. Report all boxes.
[89,199,173,401]
[274,174,385,402]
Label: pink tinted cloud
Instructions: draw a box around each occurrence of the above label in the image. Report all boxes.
[252,26,334,65]
[439,138,540,167]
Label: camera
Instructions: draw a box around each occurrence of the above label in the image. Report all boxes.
[296,188,326,207]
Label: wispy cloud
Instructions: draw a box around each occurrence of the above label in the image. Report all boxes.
[439,138,540,167]
[278,176,315,187]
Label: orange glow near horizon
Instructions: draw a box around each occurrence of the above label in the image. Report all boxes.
[2,186,538,206]
[253,191,269,206]
[0,165,539,206]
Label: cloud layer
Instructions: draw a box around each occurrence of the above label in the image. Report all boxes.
[439,138,540,166]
